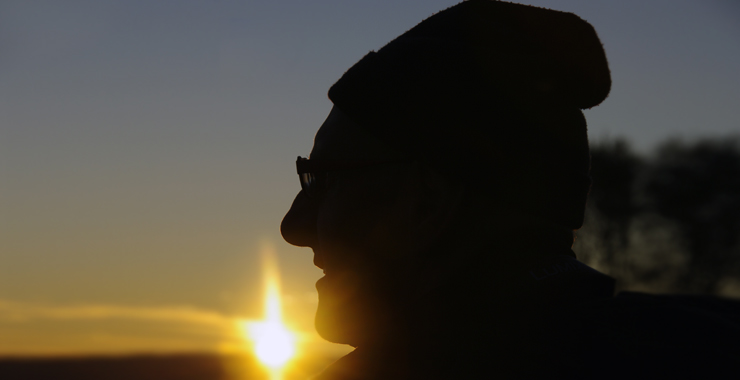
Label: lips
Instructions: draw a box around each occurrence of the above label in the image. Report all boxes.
[316,275,328,291]
[312,248,325,270]
[313,247,328,291]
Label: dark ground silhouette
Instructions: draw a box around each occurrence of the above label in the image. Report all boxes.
[0,354,231,380]
[0,353,339,380]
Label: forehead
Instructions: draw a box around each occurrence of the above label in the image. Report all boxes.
[310,106,400,161]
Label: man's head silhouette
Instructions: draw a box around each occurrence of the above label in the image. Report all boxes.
[280,0,625,378]
[282,0,611,347]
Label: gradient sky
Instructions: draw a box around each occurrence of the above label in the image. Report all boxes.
[1,0,739,356]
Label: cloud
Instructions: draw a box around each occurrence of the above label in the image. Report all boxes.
[0,299,235,327]
[0,299,337,357]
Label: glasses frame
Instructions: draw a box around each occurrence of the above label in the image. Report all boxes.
[296,156,409,198]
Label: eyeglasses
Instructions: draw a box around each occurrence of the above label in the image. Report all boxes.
[296,156,409,198]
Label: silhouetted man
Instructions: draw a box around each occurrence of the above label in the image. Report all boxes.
[281,1,740,379]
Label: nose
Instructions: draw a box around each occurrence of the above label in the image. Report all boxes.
[281,191,319,248]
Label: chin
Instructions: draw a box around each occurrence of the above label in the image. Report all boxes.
[315,282,389,347]
[315,304,354,345]
[315,289,364,346]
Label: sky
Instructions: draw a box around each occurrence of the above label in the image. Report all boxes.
[1,0,739,357]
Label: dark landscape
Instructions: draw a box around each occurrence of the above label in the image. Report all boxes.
[0,353,339,380]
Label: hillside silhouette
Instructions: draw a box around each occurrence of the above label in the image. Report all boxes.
[0,353,338,380]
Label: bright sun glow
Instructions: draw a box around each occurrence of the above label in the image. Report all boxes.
[248,320,295,368]
[241,244,297,371]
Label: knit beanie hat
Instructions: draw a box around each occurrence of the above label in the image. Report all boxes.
[328,0,611,229]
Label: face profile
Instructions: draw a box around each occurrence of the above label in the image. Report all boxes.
[281,107,413,346]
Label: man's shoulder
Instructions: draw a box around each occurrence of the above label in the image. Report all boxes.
[572,291,740,377]
[591,291,740,342]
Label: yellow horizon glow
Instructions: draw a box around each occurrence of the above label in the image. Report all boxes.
[240,243,296,373]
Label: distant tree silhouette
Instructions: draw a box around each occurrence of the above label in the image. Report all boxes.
[575,137,740,296]
[581,140,641,275]
[642,139,740,293]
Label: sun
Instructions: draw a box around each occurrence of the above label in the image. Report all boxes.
[240,244,297,371]
[245,320,295,368]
